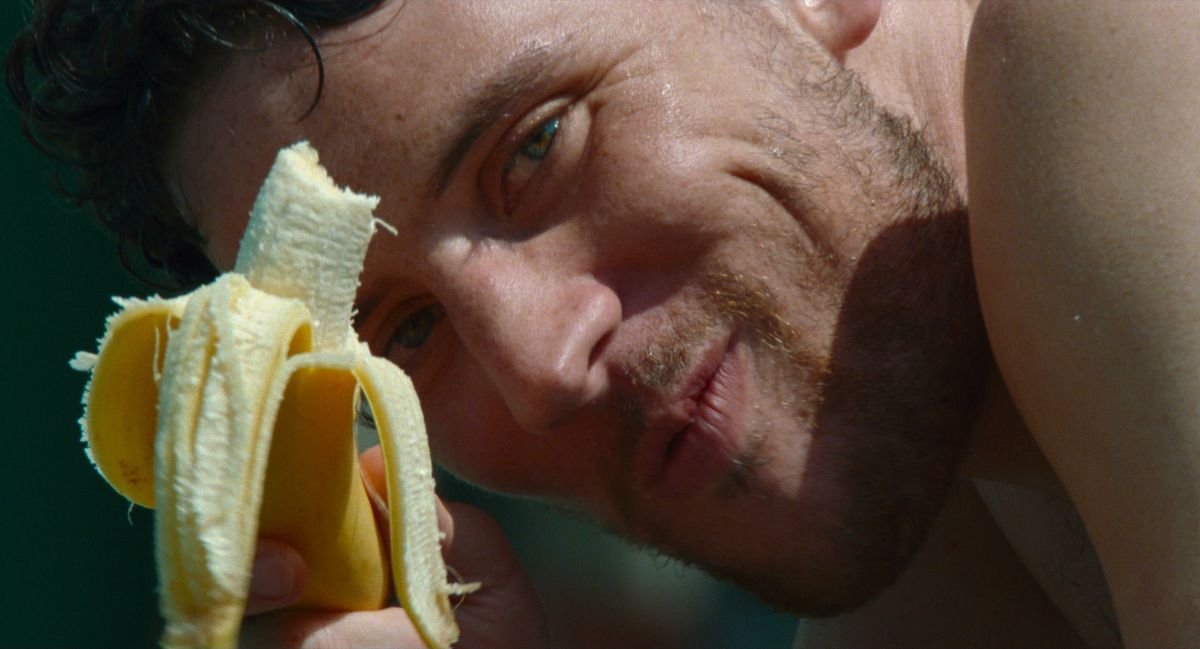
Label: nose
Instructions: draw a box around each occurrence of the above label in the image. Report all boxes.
[435,239,621,434]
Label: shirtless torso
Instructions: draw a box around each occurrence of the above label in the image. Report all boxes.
[806,2,1200,646]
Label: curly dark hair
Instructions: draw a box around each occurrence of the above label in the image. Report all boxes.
[6,0,385,290]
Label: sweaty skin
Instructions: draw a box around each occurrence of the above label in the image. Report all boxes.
[179,0,987,622]
[155,0,1200,647]
[966,1,1200,647]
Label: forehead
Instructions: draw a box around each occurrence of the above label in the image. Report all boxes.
[170,0,684,269]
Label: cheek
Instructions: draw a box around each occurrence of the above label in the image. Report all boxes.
[422,360,518,484]
[419,353,573,497]
[569,139,738,286]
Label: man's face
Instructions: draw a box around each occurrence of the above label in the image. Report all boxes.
[173,0,987,614]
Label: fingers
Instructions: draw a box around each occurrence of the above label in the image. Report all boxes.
[441,502,550,649]
[242,503,549,649]
[245,538,308,616]
[240,607,427,649]
[363,444,548,646]
[245,448,383,617]
[359,444,388,504]
[244,447,549,649]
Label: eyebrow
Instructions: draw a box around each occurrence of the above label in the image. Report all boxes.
[427,43,556,198]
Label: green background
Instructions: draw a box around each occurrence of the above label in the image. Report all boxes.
[0,4,796,648]
[1,5,161,648]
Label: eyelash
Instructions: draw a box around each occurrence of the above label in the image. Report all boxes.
[384,302,445,371]
[374,111,565,371]
[500,113,563,214]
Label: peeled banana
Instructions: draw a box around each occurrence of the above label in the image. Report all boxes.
[71,141,472,649]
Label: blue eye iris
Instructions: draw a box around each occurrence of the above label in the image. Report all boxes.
[391,306,439,350]
[517,117,560,161]
[356,390,376,429]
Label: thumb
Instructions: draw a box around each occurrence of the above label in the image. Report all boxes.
[440,502,550,649]
[245,538,308,616]
[360,445,549,649]
[358,443,390,509]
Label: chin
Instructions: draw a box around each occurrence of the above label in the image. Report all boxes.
[661,209,988,618]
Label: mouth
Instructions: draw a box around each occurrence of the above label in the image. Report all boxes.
[640,333,747,497]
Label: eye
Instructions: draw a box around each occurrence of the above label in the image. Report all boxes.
[515,116,559,161]
[502,115,561,212]
[386,303,445,367]
[356,390,376,430]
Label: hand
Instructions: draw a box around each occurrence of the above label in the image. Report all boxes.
[239,445,549,649]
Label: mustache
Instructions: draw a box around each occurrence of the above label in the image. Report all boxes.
[609,268,831,512]
[625,270,826,390]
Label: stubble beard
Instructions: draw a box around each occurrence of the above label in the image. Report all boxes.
[610,57,989,617]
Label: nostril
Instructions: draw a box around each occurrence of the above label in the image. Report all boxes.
[461,266,619,434]
[509,330,610,435]
[588,330,613,369]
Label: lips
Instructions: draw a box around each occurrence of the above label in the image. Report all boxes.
[639,334,746,496]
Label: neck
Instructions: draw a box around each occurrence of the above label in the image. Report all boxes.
[959,366,1067,496]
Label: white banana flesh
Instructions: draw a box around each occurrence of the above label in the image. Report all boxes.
[73,142,472,649]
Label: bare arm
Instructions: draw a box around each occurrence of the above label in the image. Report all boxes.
[965,1,1200,646]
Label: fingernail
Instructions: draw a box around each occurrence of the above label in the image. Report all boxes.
[250,550,294,600]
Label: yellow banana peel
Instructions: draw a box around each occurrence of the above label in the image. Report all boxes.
[71,142,473,649]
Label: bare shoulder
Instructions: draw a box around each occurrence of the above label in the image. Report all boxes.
[966,0,1200,133]
[968,0,1200,51]
[964,1,1200,647]
[965,0,1200,151]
